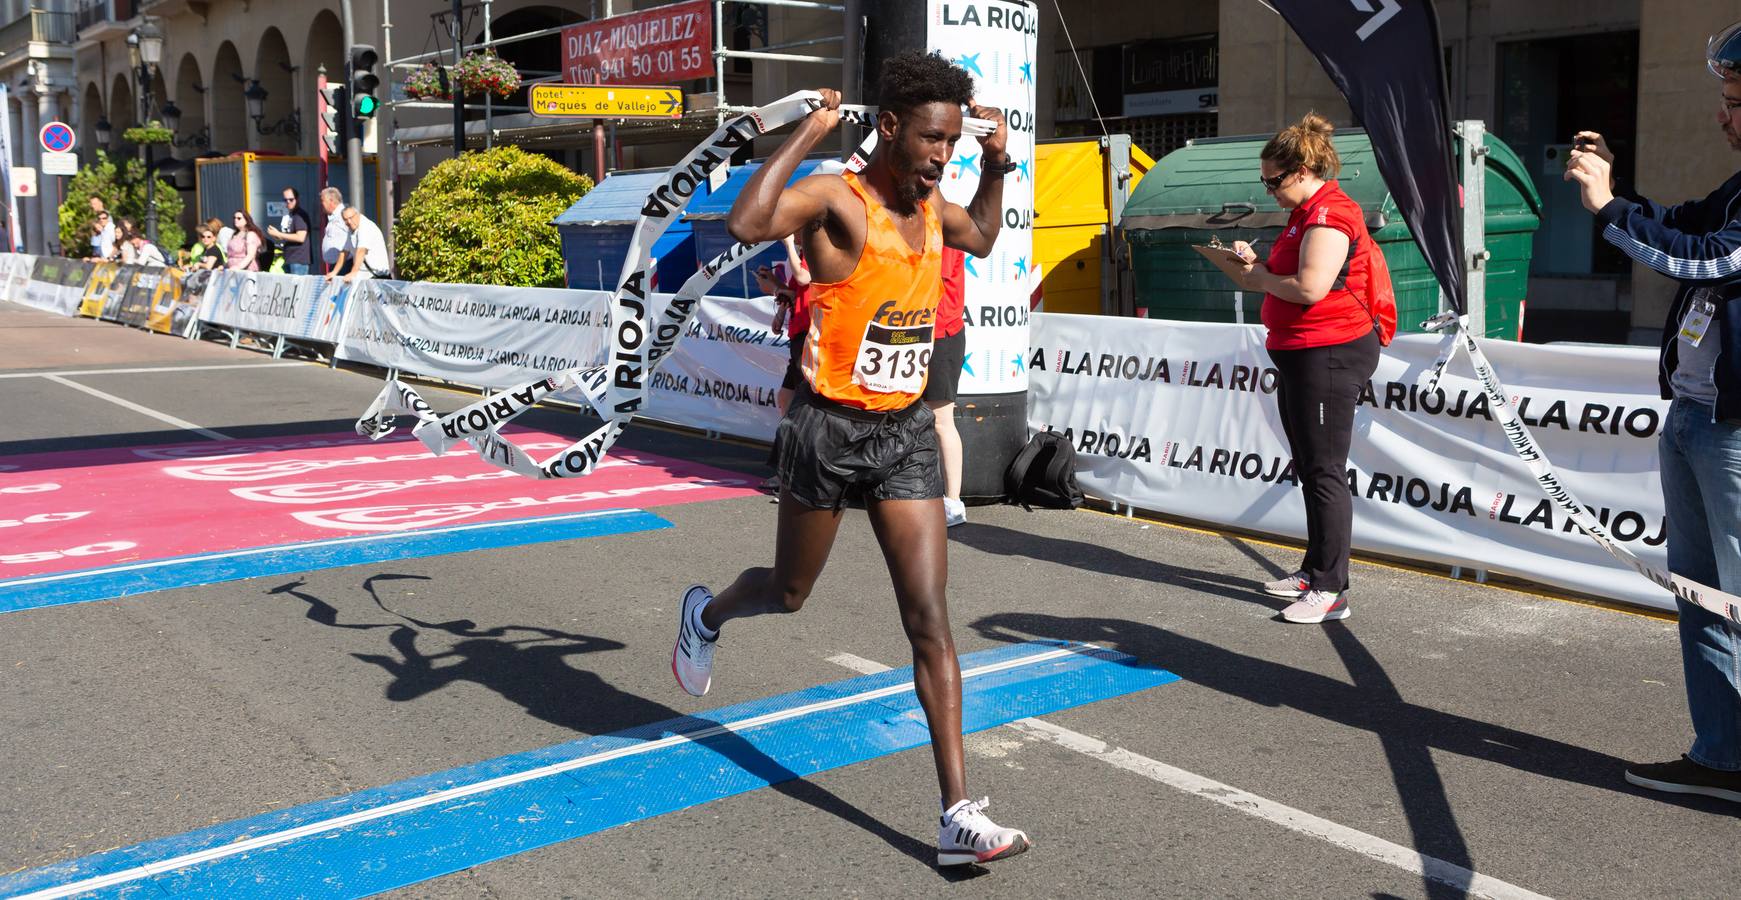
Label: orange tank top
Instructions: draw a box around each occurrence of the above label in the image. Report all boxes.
[802,171,943,411]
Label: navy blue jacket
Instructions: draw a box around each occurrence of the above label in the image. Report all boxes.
[1597,168,1741,423]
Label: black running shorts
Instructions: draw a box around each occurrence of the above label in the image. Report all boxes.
[922,328,966,404]
[776,386,943,510]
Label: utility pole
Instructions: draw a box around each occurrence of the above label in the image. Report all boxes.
[382,0,397,261]
[450,0,465,157]
[340,0,365,209]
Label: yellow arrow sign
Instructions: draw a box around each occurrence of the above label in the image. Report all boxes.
[530,84,684,119]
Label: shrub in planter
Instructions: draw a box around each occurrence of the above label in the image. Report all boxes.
[394,145,591,287]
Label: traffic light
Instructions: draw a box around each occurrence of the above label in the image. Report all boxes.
[349,44,380,119]
[318,77,348,158]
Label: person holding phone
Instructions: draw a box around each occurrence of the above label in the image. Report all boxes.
[1201,112,1385,624]
[1563,22,1741,804]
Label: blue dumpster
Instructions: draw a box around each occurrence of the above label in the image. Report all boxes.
[684,158,828,298]
[554,167,701,292]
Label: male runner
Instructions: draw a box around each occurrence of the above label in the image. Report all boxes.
[672,50,1025,866]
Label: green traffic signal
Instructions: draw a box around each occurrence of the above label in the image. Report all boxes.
[355,94,379,118]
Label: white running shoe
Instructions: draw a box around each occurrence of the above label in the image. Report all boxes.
[672,585,717,696]
[1280,589,1350,624]
[1261,571,1310,599]
[943,497,967,528]
[938,797,1030,866]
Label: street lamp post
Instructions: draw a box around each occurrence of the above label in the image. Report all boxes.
[128,18,165,243]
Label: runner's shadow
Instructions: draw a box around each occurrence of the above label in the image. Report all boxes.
[267,574,976,878]
[950,522,1287,611]
[968,611,1727,895]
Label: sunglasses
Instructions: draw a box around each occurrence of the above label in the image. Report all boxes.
[1259,171,1290,191]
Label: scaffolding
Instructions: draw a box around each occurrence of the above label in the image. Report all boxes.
[380,0,848,151]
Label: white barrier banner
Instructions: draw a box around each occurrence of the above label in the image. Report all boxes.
[643,294,786,441]
[196,270,355,342]
[336,273,787,442]
[336,279,609,390]
[1027,314,1674,611]
[0,252,33,304]
[22,257,87,318]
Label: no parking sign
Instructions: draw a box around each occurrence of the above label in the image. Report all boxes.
[39,121,75,154]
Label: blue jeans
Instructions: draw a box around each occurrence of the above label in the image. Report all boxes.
[1660,397,1741,771]
[285,263,309,276]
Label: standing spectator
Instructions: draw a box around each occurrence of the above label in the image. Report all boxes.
[319,187,349,275]
[267,187,313,275]
[85,209,115,262]
[1565,22,1741,804]
[210,216,234,256]
[226,210,265,271]
[753,235,812,495]
[1203,113,1388,625]
[926,246,969,527]
[186,226,223,270]
[333,206,389,282]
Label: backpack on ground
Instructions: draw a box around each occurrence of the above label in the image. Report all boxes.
[1004,430,1085,511]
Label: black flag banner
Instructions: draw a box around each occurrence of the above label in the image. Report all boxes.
[1268,0,1465,312]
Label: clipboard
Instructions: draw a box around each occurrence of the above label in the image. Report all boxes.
[1191,243,1254,268]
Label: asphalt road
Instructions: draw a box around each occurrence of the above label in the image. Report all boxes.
[0,300,1735,899]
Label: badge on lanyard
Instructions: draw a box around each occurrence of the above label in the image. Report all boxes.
[1680,289,1718,348]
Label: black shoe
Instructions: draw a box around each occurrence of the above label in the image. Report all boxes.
[1625,755,1741,803]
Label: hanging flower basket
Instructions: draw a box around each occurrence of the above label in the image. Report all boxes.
[452,51,521,99]
[122,121,173,146]
[404,63,450,101]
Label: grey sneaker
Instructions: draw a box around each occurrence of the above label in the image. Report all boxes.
[943,497,967,528]
[672,585,717,696]
[1280,590,1350,624]
[1261,571,1310,599]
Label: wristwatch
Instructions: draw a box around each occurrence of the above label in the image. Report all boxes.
[981,154,1017,177]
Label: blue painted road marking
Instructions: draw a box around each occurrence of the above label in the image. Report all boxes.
[0,509,670,614]
[0,641,1178,899]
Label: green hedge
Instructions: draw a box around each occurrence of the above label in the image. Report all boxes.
[57,151,184,255]
[395,145,592,287]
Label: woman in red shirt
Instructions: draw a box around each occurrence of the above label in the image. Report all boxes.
[1208,113,1384,624]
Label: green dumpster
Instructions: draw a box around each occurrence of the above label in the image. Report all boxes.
[1122,129,1541,339]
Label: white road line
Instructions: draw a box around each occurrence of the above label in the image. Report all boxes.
[13,646,1081,900]
[43,375,232,441]
[824,653,1553,900]
[0,362,305,380]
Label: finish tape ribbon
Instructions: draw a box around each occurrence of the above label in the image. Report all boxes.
[353,91,970,479]
[1420,313,1741,624]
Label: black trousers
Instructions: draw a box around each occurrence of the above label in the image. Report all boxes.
[1266,328,1381,593]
